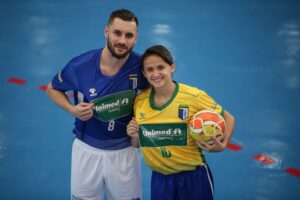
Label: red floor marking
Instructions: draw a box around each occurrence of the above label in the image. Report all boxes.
[253,154,275,164]
[285,167,300,178]
[7,77,26,85]
[38,85,47,91]
[227,142,243,151]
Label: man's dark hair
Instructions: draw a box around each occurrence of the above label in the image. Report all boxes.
[108,9,138,26]
[141,45,174,67]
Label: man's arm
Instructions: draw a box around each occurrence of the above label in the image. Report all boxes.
[47,82,94,121]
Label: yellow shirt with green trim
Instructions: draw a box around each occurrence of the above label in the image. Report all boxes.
[134,82,224,175]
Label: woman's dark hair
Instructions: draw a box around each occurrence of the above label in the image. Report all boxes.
[141,45,174,67]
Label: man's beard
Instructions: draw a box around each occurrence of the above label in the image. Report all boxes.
[107,39,134,59]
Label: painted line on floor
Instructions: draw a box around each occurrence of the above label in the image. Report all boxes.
[38,85,47,91]
[7,77,26,85]
[253,154,275,164]
[285,167,300,178]
[227,142,243,151]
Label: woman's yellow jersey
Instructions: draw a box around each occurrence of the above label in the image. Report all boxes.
[134,82,223,175]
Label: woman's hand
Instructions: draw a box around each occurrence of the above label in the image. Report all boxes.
[194,137,227,152]
[127,117,140,148]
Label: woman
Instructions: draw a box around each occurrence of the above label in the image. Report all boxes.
[127,45,235,200]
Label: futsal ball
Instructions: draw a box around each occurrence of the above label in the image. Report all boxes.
[189,110,226,144]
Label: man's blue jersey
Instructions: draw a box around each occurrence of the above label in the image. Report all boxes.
[51,48,148,150]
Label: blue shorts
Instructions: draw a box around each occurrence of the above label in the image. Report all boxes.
[151,165,214,200]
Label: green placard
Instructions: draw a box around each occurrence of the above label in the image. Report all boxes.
[92,90,135,121]
[139,123,187,147]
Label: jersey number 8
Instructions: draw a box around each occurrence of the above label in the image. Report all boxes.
[108,120,115,131]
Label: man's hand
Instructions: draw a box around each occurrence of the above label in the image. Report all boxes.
[70,102,94,121]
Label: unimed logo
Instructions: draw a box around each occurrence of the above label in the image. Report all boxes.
[142,128,182,137]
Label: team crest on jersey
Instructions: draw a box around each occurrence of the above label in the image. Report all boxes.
[129,74,138,89]
[178,104,189,120]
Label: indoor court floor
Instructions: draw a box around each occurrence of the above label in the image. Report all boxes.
[1,0,300,199]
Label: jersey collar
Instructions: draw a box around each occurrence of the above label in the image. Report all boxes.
[150,81,179,111]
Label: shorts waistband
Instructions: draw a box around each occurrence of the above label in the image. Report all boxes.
[74,130,131,150]
[73,138,134,154]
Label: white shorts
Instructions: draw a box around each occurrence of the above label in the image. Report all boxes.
[71,138,142,200]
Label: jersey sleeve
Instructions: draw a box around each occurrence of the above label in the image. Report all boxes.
[51,61,79,92]
[197,90,224,115]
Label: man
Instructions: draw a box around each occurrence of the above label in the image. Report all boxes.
[47,9,147,200]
